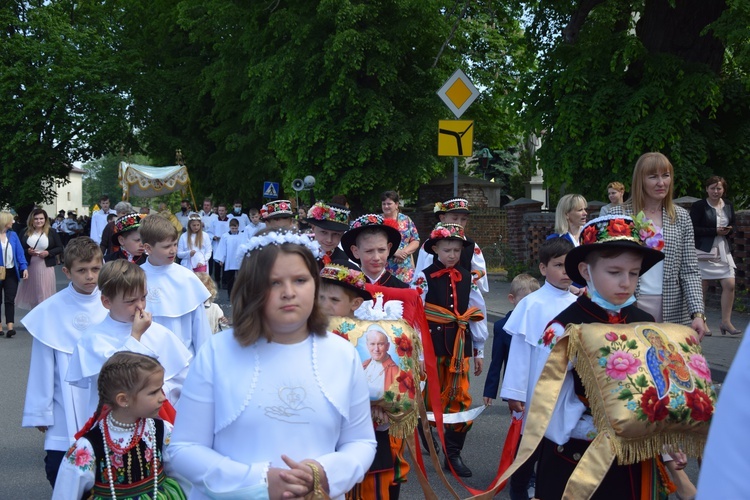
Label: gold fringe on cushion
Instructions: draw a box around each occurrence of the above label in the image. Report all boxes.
[567,325,708,466]
[386,408,418,439]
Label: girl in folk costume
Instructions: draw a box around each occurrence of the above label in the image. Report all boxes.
[414,223,487,478]
[178,214,211,273]
[105,214,147,265]
[168,229,376,499]
[53,352,185,499]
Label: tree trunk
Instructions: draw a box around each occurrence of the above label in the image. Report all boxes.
[637,0,727,73]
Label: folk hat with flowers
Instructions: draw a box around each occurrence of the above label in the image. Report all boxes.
[260,199,294,220]
[565,213,665,285]
[306,201,350,232]
[340,214,402,262]
[111,213,144,245]
[424,223,472,255]
[320,260,373,301]
[433,198,471,216]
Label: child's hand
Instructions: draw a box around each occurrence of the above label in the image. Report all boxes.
[190,249,196,256]
[36,426,48,433]
[131,307,152,341]
[473,357,483,376]
[483,397,493,406]
[508,399,525,413]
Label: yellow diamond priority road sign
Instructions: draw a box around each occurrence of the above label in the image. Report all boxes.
[438,120,474,157]
[437,69,479,119]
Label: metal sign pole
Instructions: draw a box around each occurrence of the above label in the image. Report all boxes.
[454,158,458,197]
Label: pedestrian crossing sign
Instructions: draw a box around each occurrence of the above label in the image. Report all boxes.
[263,181,279,199]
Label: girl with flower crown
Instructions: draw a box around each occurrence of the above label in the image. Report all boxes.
[168,229,376,499]
[53,352,185,499]
[177,214,211,273]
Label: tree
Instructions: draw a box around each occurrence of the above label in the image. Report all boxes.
[122,0,531,209]
[0,1,133,210]
[519,0,750,200]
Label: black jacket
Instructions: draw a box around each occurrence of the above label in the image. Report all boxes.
[689,198,735,253]
[20,229,63,267]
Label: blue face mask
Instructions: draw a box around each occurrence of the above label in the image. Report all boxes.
[586,264,636,311]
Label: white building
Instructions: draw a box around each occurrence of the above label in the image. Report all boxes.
[41,166,88,217]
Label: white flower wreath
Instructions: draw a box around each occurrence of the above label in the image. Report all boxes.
[240,231,323,258]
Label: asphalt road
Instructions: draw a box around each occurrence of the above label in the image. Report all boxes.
[0,270,712,499]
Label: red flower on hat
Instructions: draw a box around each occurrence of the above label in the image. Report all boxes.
[279,202,290,211]
[367,214,380,224]
[608,219,632,237]
[582,225,599,245]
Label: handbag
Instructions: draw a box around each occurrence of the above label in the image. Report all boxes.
[696,247,719,262]
[0,239,8,281]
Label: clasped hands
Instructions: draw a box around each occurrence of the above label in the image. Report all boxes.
[268,455,329,500]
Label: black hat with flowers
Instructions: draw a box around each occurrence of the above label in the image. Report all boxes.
[424,223,472,256]
[111,213,144,245]
[306,201,350,232]
[261,200,294,220]
[433,198,471,216]
[565,214,665,285]
[340,214,402,263]
[320,260,373,300]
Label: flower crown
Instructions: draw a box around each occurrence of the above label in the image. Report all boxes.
[429,222,466,241]
[307,201,350,224]
[433,198,470,213]
[188,213,202,222]
[260,200,293,219]
[581,213,664,251]
[113,213,142,235]
[241,230,323,258]
[320,263,367,290]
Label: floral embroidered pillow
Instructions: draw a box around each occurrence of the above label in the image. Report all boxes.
[329,317,420,438]
[567,322,716,464]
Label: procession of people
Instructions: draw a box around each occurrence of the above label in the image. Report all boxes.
[8,151,746,499]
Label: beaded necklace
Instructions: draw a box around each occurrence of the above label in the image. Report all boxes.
[100,416,159,500]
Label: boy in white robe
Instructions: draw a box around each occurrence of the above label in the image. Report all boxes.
[500,236,576,499]
[139,213,211,356]
[21,238,108,488]
[214,218,244,296]
[66,260,192,420]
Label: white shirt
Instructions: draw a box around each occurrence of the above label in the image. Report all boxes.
[228,212,251,231]
[215,232,245,271]
[168,332,376,499]
[66,314,192,419]
[242,221,266,239]
[141,260,212,356]
[22,283,108,451]
[89,209,115,245]
[500,281,576,427]
[209,218,231,254]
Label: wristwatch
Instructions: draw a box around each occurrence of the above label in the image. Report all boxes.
[691,312,707,321]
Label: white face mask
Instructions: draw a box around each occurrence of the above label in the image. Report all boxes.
[586,264,636,311]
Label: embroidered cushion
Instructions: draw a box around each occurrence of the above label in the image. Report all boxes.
[567,322,716,464]
[328,317,420,439]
